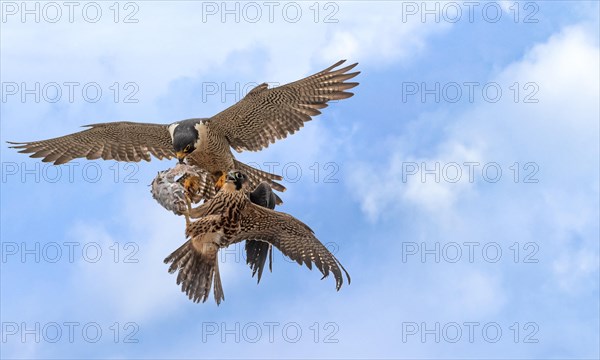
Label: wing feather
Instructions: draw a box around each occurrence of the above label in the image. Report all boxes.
[231,203,351,290]
[8,121,174,165]
[245,183,278,283]
[207,60,359,152]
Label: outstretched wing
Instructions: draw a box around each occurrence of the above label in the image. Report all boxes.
[232,203,351,290]
[8,121,175,165]
[207,60,359,152]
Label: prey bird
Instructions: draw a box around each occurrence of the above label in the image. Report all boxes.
[150,163,217,215]
[164,170,351,304]
[8,60,359,202]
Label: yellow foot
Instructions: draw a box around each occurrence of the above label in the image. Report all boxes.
[183,175,201,194]
[214,173,227,191]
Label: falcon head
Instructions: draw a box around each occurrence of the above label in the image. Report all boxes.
[225,171,248,191]
[172,121,200,163]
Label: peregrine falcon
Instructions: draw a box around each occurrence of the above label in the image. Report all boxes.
[151,164,277,284]
[164,170,351,304]
[8,60,359,200]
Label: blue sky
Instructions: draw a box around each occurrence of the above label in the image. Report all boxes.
[1,1,598,358]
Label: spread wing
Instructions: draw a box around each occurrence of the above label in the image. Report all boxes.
[8,121,175,165]
[232,203,351,290]
[207,60,359,152]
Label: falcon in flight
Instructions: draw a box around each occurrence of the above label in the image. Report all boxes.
[151,163,277,285]
[8,60,359,200]
[164,170,351,304]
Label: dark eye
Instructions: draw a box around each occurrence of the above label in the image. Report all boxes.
[184,145,191,152]
[236,172,243,179]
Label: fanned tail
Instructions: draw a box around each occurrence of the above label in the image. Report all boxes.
[164,241,224,305]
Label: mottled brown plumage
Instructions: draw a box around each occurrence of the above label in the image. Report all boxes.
[8,122,175,164]
[8,60,359,203]
[164,171,351,304]
[206,60,359,152]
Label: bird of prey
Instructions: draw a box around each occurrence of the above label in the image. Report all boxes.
[164,170,351,304]
[8,60,360,201]
[151,163,277,284]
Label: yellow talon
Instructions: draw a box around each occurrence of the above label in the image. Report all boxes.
[214,173,227,190]
[182,175,202,205]
[183,176,200,193]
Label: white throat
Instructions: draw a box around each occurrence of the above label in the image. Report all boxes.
[167,123,179,141]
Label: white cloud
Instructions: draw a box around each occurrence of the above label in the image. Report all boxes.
[349,24,599,221]
[553,249,600,293]
[348,24,600,313]
[498,0,513,13]
[59,185,270,323]
[348,138,486,221]
[65,197,185,321]
[1,2,447,103]
[318,2,449,65]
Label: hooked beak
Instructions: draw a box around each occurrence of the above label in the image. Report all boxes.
[176,151,186,164]
[226,171,236,182]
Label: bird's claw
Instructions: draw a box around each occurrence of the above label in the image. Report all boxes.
[183,175,201,197]
[214,173,227,191]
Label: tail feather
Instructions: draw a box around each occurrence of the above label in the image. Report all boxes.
[246,181,276,282]
[164,241,224,305]
[165,242,190,273]
[213,260,225,304]
[233,160,286,204]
